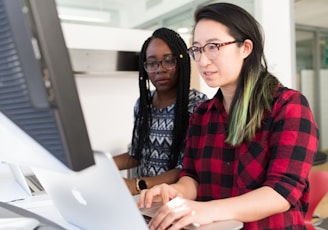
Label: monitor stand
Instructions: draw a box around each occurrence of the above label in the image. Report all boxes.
[0,201,65,230]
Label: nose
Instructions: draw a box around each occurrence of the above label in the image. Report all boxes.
[153,61,166,73]
[157,61,166,71]
[198,51,212,66]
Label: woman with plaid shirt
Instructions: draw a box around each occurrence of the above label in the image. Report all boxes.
[138,3,319,230]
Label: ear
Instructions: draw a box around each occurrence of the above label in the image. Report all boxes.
[241,39,253,59]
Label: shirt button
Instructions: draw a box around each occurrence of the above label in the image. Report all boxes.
[225,162,231,166]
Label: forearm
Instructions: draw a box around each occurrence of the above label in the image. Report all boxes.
[113,152,139,170]
[142,168,181,189]
[171,176,198,200]
[128,168,181,195]
[207,186,290,222]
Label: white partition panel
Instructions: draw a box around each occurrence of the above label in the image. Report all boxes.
[301,69,328,150]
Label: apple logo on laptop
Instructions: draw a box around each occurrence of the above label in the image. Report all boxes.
[71,187,87,206]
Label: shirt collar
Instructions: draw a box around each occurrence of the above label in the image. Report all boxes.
[207,89,224,112]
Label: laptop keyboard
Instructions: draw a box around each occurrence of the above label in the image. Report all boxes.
[24,175,46,195]
[143,214,152,224]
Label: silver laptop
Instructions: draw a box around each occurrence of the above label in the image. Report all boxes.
[32,151,243,230]
[32,151,148,230]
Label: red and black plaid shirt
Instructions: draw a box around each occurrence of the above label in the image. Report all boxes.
[180,87,319,230]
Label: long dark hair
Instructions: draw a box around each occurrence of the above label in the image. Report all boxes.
[194,3,280,145]
[132,27,191,169]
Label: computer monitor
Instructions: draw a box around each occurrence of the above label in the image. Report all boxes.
[0,0,95,172]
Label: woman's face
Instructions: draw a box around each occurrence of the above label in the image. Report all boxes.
[145,38,178,94]
[192,19,250,91]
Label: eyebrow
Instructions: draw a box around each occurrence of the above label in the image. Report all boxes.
[146,54,174,60]
[192,38,220,46]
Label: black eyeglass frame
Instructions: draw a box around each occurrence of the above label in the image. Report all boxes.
[143,54,177,73]
[187,40,240,61]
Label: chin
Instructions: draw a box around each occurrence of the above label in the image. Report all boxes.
[206,81,221,88]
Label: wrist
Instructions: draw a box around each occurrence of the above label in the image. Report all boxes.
[135,178,147,193]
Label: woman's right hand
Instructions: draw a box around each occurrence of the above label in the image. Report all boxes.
[137,183,180,209]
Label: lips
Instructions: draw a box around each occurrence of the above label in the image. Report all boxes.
[156,78,170,85]
[203,71,216,76]
[201,71,217,80]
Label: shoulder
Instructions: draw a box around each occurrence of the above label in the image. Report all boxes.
[188,89,208,104]
[134,97,141,108]
[273,87,310,108]
[271,87,317,124]
[134,90,155,108]
[187,89,208,113]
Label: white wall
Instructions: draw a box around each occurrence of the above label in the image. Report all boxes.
[62,24,152,155]
[75,74,138,154]
[61,23,152,52]
[301,70,328,150]
[254,0,296,89]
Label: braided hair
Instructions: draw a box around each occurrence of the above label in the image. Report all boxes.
[132,27,191,169]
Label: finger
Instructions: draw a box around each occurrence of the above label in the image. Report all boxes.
[161,185,177,204]
[149,205,177,230]
[151,200,193,230]
[148,207,166,229]
[161,189,171,204]
[167,210,197,230]
[137,189,147,208]
[144,187,161,208]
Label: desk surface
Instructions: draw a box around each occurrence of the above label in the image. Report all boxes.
[0,162,78,229]
[10,194,81,230]
[11,195,243,230]
[1,162,243,230]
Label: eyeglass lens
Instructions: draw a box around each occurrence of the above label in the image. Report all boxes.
[187,41,238,61]
[144,55,176,72]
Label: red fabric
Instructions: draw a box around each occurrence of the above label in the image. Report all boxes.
[180,87,319,229]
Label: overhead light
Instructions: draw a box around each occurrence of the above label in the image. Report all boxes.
[57,6,111,23]
[177,27,190,34]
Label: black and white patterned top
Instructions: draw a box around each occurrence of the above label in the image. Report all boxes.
[129,89,208,177]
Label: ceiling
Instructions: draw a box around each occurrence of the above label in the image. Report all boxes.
[55,0,328,33]
[294,0,328,28]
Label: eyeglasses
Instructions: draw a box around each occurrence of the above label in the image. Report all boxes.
[144,55,177,72]
[187,41,239,61]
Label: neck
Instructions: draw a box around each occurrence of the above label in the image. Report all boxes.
[152,90,177,109]
[221,88,235,114]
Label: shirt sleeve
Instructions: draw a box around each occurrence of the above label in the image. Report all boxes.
[264,89,319,206]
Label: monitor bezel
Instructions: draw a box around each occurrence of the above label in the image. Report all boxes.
[0,0,95,171]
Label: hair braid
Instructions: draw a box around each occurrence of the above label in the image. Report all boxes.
[131,28,191,169]
[132,37,152,161]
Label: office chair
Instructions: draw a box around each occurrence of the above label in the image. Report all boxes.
[305,171,328,230]
[313,151,328,166]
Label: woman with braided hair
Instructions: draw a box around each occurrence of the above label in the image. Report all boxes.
[114,27,207,195]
